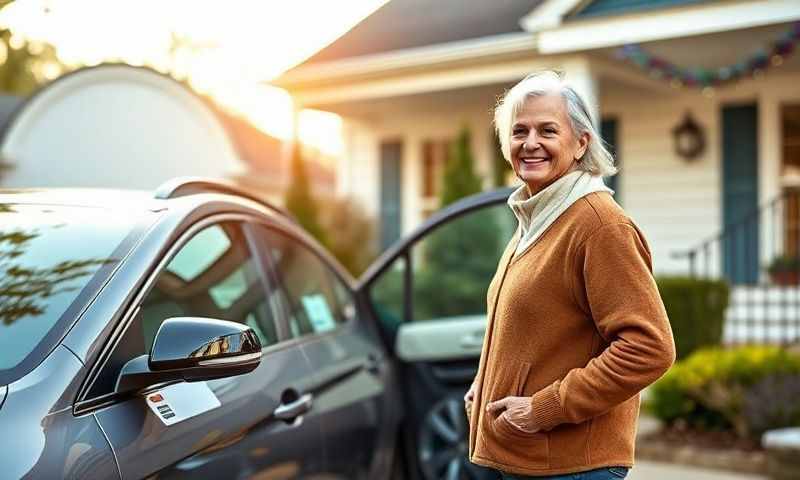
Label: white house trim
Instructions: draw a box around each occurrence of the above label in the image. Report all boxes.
[519,0,586,32]
[289,55,577,107]
[275,32,538,88]
[535,0,800,54]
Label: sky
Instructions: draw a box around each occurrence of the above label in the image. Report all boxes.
[0,0,389,156]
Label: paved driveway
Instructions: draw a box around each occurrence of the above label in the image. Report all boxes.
[629,460,767,480]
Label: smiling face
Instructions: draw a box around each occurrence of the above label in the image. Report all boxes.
[510,93,589,195]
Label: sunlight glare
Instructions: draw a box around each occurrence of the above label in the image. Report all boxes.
[0,0,388,158]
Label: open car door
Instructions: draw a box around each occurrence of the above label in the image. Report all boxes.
[359,188,515,480]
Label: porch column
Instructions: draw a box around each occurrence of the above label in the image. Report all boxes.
[560,56,600,128]
[340,118,380,218]
[402,133,423,234]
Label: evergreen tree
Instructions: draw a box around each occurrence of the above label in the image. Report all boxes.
[492,133,512,187]
[413,125,504,320]
[284,142,327,245]
[440,126,482,207]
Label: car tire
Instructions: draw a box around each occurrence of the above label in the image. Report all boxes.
[418,393,496,480]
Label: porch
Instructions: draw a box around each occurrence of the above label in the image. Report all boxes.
[281,21,800,345]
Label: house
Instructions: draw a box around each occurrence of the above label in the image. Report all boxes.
[273,0,800,343]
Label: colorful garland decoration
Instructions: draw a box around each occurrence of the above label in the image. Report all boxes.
[615,21,800,92]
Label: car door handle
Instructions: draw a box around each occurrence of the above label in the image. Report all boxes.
[274,393,313,420]
[460,331,484,349]
[365,353,382,374]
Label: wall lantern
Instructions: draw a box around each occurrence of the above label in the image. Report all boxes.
[672,112,705,161]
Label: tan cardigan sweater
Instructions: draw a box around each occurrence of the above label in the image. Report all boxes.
[467,191,675,476]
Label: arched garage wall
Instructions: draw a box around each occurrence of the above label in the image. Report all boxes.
[0,65,245,189]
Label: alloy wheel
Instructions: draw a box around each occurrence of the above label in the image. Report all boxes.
[418,394,494,480]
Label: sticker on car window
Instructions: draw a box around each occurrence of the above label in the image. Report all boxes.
[145,381,221,426]
[301,294,336,333]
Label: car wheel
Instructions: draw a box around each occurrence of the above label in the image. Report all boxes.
[418,393,495,480]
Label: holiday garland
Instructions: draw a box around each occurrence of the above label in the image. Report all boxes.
[615,21,800,89]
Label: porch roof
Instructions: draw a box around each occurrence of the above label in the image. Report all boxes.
[296,0,543,67]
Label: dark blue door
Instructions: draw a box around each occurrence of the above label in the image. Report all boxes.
[601,117,620,203]
[380,142,403,251]
[722,104,759,284]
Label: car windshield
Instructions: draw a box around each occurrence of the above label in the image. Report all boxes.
[0,203,153,385]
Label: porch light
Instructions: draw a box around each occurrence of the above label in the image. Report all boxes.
[672,113,705,162]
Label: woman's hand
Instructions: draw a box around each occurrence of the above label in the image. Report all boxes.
[486,396,540,434]
[464,382,476,404]
[464,382,476,414]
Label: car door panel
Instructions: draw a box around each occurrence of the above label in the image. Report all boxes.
[87,219,327,479]
[395,316,486,362]
[255,226,397,479]
[95,345,325,479]
[299,325,393,479]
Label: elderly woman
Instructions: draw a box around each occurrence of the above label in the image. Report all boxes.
[463,71,675,480]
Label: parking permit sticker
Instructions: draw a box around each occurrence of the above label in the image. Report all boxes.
[301,294,336,332]
[145,381,221,426]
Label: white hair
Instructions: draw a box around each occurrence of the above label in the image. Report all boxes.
[493,70,617,177]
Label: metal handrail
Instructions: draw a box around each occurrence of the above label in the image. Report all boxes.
[671,191,789,278]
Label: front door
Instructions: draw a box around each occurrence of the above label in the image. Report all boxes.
[380,141,403,251]
[360,189,515,480]
[722,104,759,284]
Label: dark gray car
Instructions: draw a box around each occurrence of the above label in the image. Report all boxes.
[0,179,515,480]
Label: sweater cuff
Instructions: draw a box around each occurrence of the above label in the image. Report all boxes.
[530,382,566,431]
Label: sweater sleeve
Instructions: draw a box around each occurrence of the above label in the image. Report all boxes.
[529,222,676,431]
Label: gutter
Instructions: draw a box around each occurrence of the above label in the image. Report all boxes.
[272,31,538,89]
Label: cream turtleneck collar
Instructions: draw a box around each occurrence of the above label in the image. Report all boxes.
[508,170,614,255]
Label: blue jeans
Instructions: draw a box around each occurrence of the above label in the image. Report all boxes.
[499,466,629,479]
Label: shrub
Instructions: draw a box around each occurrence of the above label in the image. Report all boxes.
[743,374,800,437]
[319,196,376,276]
[647,346,800,438]
[766,255,800,274]
[656,276,729,359]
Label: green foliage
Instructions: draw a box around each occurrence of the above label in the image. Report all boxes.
[491,133,511,188]
[656,276,730,359]
[320,196,376,276]
[404,125,501,321]
[369,260,406,335]
[647,346,800,438]
[0,29,61,95]
[440,126,483,207]
[284,143,327,246]
[743,374,800,436]
[766,255,800,274]
[412,207,511,321]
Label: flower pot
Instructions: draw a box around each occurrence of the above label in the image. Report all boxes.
[769,270,800,286]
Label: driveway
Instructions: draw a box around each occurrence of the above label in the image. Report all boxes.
[629,460,766,479]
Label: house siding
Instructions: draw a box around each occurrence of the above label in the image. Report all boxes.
[602,71,800,277]
[337,68,800,274]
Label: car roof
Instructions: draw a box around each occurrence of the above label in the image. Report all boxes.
[0,188,165,210]
[0,179,295,222]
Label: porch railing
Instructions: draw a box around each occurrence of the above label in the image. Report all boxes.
[672,189,800,345]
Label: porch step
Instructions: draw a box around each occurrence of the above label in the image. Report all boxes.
[724,285,800,344]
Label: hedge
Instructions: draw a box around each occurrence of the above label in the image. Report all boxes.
[656,276,730,359]
[647,346,800,439]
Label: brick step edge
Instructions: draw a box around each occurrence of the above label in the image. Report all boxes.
[635,438,767,475]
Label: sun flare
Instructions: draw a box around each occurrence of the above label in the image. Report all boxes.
[0,0,387,158]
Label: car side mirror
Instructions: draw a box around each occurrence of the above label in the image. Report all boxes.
[115,317,262,394]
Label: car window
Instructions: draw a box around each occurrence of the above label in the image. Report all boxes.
[87,221,278,398]
[369,202,516,334]
[0,203,154,386]
[261,228,354,338]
